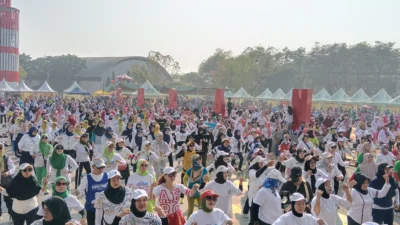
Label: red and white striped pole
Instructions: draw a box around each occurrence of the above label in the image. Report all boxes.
[0,0,20,88]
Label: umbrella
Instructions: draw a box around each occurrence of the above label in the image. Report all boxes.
[116,74,133,82]
[362,105,373,109]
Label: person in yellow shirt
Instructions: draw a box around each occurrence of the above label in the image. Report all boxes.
[177,140,197,204]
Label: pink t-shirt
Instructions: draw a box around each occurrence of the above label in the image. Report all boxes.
[152,184,190,214]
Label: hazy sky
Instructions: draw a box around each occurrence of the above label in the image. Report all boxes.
[13,0,400,72]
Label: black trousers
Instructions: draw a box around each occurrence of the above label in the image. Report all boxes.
[87,210,96,225]
[0,115,6,124]
[13,207,38,225]
[64,149,76,159]
[347,215,361,225]
[0,193,12,217]
[19,151,34,165]
[168,153,173,167]
[119,164,130,185]
[75,161,92,189]
[372,208,394,225]
[265,138,273,153]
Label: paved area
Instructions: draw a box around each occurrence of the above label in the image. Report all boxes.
[0,128,398,224]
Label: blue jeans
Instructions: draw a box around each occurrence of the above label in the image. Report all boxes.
[231,152,244,170]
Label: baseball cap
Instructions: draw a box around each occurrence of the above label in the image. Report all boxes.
[92,158,106,168]
[216,166,230,174]
[222,138,230,143]
[315,178,329,190]
[20,163,32,170]
[215,151,229,159]
[249,156,266,167]
[290,193,306,202]
[108,170,122,179]
[117,138,124,143]
[322,152,332,159]
[143,140,151,146]
[105,141,114,147]
[200,190,219,201]
[290,167,302,181]
[132,189,148,200]
[268,169,287,183]
[163,167,177,175]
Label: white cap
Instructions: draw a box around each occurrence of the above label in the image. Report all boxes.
[216,166,230,174]
[163,167,177,175]
[105,141,114,147]
[215,151,229,159]
[20,163,32,170]
[143,140,151,146]
[338,128,346,133]
[322,152,332,159]
[315,177,329,190]
[132,189,148,200]
[221,138,230,143]
[117,138,124,143]
[108,170,122,179]
[290,193,306,202]
[337,137,345,142]
[249,156,266,167]
[362,222,379,225]
[268,169,287,183]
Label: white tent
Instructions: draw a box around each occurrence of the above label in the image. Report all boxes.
[15,79,35,92]
[256,88,273,99]
[369,89,393,104]
[64,81,90,95]
[350,89,370,103]
[313,88,331,101]
[36,81,57,93]
[224,91,234,98]
[232,87,253,99]
[132,80,164,97]
[271,88,285,100]
[283,89,293,100]
[329,88,351,102]
[0,78,16,92]
[389,95,400,105]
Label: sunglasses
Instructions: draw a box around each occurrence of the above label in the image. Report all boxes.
[167,173,177,178]
[205,196,218,201]
[41,137,48,139]
[23,168,33,172]
[56,147,64,150]
[141,164,148,167]
[189,145,195,148]
[56,182,68,186]
[96,166,105,170]
[196,157,202,161]
[108,145,115,148]
[331,146,337,149]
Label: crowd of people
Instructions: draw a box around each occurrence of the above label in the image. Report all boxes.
[0,95,398,225]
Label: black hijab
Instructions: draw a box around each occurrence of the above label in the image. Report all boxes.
[215,171,226,184]
[93,124,105,136]
[6,170,41,200]
[135,129,143,151]
[295,150,305,163]
[122,125,134,142]
[234,130,241,150]
[130,198,146,218]
[42,196,72,225]
[317,181,330,199]
[214,155,228,169]
[104,180,126,204]
[163,128,171,144]
[354,173,369,195]
[304,156,318,193]
[105,127,113,139]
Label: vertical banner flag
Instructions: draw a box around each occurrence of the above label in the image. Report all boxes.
[292,89,313,131]
[213,88,225,115]
[169,88,178,109]
[137,88,144,108]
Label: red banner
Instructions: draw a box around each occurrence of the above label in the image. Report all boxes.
[292,89,313,131]
[137,88,144,108]
[213,88,225,115]
[116,88,122,104]
[169,88,178,109]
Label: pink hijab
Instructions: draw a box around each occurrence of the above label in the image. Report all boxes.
[359,153,378,179]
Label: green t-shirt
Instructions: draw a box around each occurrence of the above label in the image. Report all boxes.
[393,160,400,175]
[356,153,364,164]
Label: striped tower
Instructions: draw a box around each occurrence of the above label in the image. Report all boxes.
[0,0,19,88]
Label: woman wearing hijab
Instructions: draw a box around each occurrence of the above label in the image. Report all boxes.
[105,126,117,141]
[369,163,399,225]
[58,123,79,159]
[202,165,243,218]
[183,154,209,218]
[94,170,132,225]
[73,123,84,136]
[376,143,396,165]
[318,152,343,195]
[231,129,245,172]
[31,196,80,225]
[278,148,306,178]
[352,153,378,180]
[38,120,50,136]
[31,134,53,187]
[152,133,171,178]
[186,190,233,225]
[207,151,235,179]
[127,159,156,212]
[91,120,106,157]
[67,114,77,127]
[37,176,86,224]
[98,141,126,172]
[18,126,40,165]
[303,155,329,193]
[0,163,48,225]
[346,172,391,225]
[48,144,78,184]
[121,123,134,146]
[311,178,352,225]
[72,133,92,189]
[119,189,167,225]
[273,193,325,225]
[131,128,146,155]
[132,141,159,177]
[0,142,14,220]
[355,142,371,167]
[115,138,133,184]
[252,169,287,225]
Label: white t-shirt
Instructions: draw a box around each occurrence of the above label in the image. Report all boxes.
[272,211,320,225]
[253,187,283,224]
[37,194,84,216]
[152,184,189,215]
[72,142,91,163]
[98,153,126,172]
[202,180,242,218]
[185,209,230,225]
[311,195,351,225]
[375,152,396,165]
[127,173,154,193]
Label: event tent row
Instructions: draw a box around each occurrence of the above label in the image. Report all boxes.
[229,86,400,105]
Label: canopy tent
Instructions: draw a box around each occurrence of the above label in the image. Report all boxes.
[0,78,16,92]
[329,88,351,102]
[283,89,293,100]
[224,91,234,98]
[36,81,57,93]
[116,74,133,82]
[271,88,285,100]
[14,79,35,92]
[313,88,331,101]
[232,87,253,99]
[64,81,90,95]
[369,89,393,104]
[132,80,164,97]
[350,89,371,103]
[93,90,110,96]
[389,95,400,105]
[256,88,273,99]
